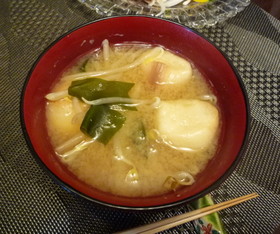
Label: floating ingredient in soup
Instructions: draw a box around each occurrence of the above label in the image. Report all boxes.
[142,50,192,85]
[58,46,164,82]
[45,40,220,197]
[68,78,135,101]
[156,99,219,150]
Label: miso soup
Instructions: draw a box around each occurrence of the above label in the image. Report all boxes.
[46,40,220,197]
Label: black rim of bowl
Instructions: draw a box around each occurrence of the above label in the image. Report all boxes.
[20,15,250,210]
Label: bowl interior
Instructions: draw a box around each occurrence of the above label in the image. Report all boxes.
[22,16,248,209]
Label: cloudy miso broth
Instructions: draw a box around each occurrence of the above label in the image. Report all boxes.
[46,41,220,197]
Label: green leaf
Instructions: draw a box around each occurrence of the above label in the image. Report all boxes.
[68,78,134,101]
[81,105,126,144]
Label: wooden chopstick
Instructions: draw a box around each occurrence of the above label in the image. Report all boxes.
[117,193,259,234]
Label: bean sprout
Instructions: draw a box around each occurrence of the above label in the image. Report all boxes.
[102,39,110,61]
[45,90,68,101]
[200,94,217,104]
[57,137,97,158]
[114,138,139,184]
[62,47,164,81]
[56,133,85,153]
[81,96,161,107]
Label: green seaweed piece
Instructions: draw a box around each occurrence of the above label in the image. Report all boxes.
[68,78,134,101]
[81,105,126,144]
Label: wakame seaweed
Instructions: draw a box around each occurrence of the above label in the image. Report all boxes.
[68,78,134,101]
[81,105,126,144]
[68,78,135,144]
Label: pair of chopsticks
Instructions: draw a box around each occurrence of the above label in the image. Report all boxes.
[117,193,259,234]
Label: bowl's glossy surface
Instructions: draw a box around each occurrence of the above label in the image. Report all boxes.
[78,0,250,28]
[21,16,249,210]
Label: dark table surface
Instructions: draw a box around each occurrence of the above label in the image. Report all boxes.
[252,0,280,19]
[0,1,279,233]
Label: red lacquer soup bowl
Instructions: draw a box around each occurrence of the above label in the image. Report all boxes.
[21,16,249,210]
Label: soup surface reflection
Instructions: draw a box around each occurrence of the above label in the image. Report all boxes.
[46,41,220,197]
